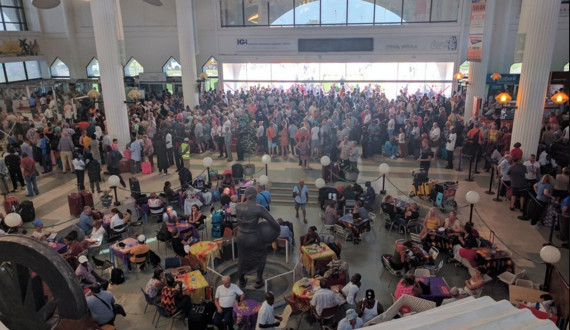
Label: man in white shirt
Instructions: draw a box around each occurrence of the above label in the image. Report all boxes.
[445,127,457,169]
[165,131,174,166]
[311,279,342,318]
[341,273,361,307]
[256,291,282,330]
[213,276,244,330]
[338,309,363,330]
[523,154,540,186]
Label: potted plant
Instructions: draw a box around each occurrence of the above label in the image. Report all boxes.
[100,190,113,208]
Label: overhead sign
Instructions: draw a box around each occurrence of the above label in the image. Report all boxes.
[467,0,486,62]
[376,35,458,53]
[138,72,166,82]
[486,73,520,84]
[219,37,296,54]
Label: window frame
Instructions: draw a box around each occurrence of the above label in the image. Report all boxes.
[162,56,182,77]
[50,57,71,78]
[86,57,100,78]
[0,0,28,31]
[123,57,144,77]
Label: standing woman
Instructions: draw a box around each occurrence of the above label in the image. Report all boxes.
[154,131,169,175]
[280,121,289,158]
[417,138,433,176]
[398,127,407,158]
[85,154,102,194]
[72,152,86,192]
[532,174,555,226]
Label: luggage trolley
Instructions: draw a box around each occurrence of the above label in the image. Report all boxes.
[430,181,459,212]
[409,169,436,199]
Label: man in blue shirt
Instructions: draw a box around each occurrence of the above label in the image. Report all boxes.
[256,185,271,212]
[293,179,309,224]
[78,206,93,235]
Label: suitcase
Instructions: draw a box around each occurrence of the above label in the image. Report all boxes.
[330,162,340,182]
[188,304,208,329]
[141,161,152,174]
[4,196,19,213]
[68,193,84,217]
[80,190,94,208]
[231,164,244,180]
[243,164,255,177]
[322,165,331,183]
[119,159,130,173]
[129,177,141,198]
[18,200,35,222]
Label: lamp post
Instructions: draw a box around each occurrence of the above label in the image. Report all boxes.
[258,175,269,186]
[4,213,22,233]
[378,163,390,195]
[203,157,213,184]
[315,178,325,189]
[108,175,121,206]
[465,191,480,225]
[320,156,331,182]
[539,245,561,291]
[261,154,271,176]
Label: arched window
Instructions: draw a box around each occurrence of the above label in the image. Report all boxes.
[510,63,522,74]
[124,57,144,77]
[50,58,70,77]
[564,62,569,72]
[202,57,218,77]
[459,60,469,75]
[86,58,100,78]
[163,57,181,77]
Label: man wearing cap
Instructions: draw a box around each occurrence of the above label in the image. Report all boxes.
[76,255,108,289]
[338,309,363,330]
[78,206,93,235]
[256,291,282,330]
[31,219,49,240]
[356,289,384,323]
[126,235,151,265]
[86,282,116,326]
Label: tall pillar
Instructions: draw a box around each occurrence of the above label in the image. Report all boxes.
[511,0,561,157]
[61,0,82,79]
[464,0,496,123]
[90,0,130,151]
[175,0,199,108]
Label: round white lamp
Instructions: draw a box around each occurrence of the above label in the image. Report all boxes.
[259,175,269,185]
[378,163,390,195]
[262,154,271,175]
[320,156,331,167]
[315,178,326,189]
[108,175,121,206]
[4,213,22,228]
[540,245,561,291]
[32,0,61,9]
[202,157,213,168]
[465,191,480,224]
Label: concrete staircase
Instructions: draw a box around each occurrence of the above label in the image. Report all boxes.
[268,181,320,206]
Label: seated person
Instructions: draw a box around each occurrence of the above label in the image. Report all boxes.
[339,184,356,212]
[523,294,556,314]
[394,274,422,299]
[86,282,116,326]
[108,208,126,236]
[454,223,480,265]
[31,219,50,241]
[63,233,84,258]
[220,173,235,193]
[381,195,400,222]
[145,269,165,304]
[301,226,321,246]
[148,193,165,215]
[75,255,108,289]
[322,200,339,226]
[220,187,232,207]
[352,201,371,222]
[187,204,206,226]
[420,207,442,240]
[356,289,384,324]
[126,235,151,268]
[362,181,376,209]
[162,206,179,223]
[161,273,191,317]
[86,219,105,247]
[341,273,362,307]
[171,229,192,258]
[338,309,363,330]
[395,202,420,231]
[277,218,294,245]
[163,181,178,200]
[352,183,364,201]
[462,266,486,296]
[443,211,463,236]
[228,195,238,220]
[310,279,342,318]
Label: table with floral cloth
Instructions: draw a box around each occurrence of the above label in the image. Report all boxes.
[291,276,344,303]
[474,247,515,277]
[176,270,208,304]
[189,241,220,270]
[233,299,260,329]
[110,237,137,274]
[300,243,338,277]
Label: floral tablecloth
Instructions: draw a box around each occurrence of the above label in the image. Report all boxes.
[176,270,208,304]
[300,243,337,277]
[233,299,260,329]
[189,241,220,270]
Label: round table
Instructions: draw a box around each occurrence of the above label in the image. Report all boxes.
[292,277,344,301]
[233,299,260,329]
[189,241,219,270]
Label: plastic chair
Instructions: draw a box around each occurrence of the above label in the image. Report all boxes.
[380,255,403,287]
[343,199,356,215]
[410,233,422,245]
[414,268,432,278]
[428,247,439,261]
[140,288,159,324]
[276,305,292,330]
[223,227,233,239]
[333,224,352,243]
[381,212,396,232]
[425,260,444,276]
[311,304,338,326]
[284,296,310,330]
[154,305,186,329]
[515,278,535,289]
[91,256,113,276]
[132,252,149,279]
[493,269,526,292]
[404,219,422,237]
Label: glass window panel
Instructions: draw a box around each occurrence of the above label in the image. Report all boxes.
[320,63,345,81]
[0,64,5,84]
[321,0,347,25]
[346,63,373,80]
[269,0,294,25]
[425,62,453,80]
[459,60,470,75]
[202,57,218,77]
[220,0,244,26]
[295,0,320,25]
[4,61,26,82]
[398,62,426,80]
[244,1,265,26]
[564,62,569,72]
[86,58,100,77]
[2,7,23,24]
[222,63,247,81]
[25,61,41,79]
[271,63,297,79]
[50,58,70,77]
[124,58,144,77]
[4,23,19,31]
[403,0,431,22]
[1,0,21,7]
[430,0,459,21]
[163,57,181,77]
[375,0,402,24]
[296,63,319,80]
[246,63,271,80]
[510,63,522,74]
[369,63,398,80]
[347,0,374,25]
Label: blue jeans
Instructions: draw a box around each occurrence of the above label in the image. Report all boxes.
[25,176,39,195]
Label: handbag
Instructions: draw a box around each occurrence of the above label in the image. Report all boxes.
[93,293,127,317]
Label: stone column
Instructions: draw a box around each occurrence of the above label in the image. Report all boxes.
[511,0,561,157]
[464,0,496,123]
[90,0,130,151]
[175,0,199,108]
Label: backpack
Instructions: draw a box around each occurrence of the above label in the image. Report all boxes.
[110,268,125,285]
[148,250,161,268]
[194,177,206,190]
[156,224,172,242]
[211,210,224,238]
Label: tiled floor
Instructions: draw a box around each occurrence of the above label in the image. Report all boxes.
[18,151,569,329]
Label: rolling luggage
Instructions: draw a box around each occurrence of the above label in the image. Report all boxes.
[231,164,244,180]
[211,210,224,239]
[322,164,331,182]
[319,187,340,210]
[68,193,84,217]
[80,190,94,208]
[18,200,35,223]
[119,159,130,173]
[4,196,19,213]
[129,177,141,199]
[141,161,152,174]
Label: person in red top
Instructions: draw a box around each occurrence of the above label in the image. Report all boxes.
[21,152,39,196]
[77,121,89,132]
[509,142,523,162]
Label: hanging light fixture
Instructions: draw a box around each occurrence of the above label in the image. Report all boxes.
[142,0,163,5]
[495,92,512,104]
[490,72,502,81]
[453,72,465,81]
[32,0,61,9]
[551,91,569,105]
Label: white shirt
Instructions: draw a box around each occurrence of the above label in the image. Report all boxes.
[337,317,363,330]
[523,160,540,180]
[110,214,125,232]
[215,283,243,308]
[311,126,320,140]
[446,132,457,151]
[342,282,360,305]
[361,299,380,323]
[72,159,85,171]
[255,301,275,330]
[311,288,341,316]
[89,226,105,247]
[430,127,441,141]
[165,133,172,148]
